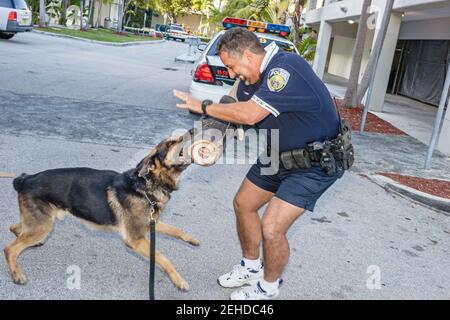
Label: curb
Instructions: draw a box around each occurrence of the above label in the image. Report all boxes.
[367,174,450,215]
[32,30,166,46]
[174,53,201,64]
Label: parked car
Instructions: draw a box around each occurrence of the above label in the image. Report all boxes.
[155,24,168,32]
[165,24,189,42]
[0,0,32,40]
[189,17,298,103]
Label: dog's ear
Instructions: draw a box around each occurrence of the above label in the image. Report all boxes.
[137,137,185,176]
[137,148,160,177]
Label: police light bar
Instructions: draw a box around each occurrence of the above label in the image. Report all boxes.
[222,17,290,37]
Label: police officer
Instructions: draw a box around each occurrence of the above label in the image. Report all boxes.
[174,27,344,300]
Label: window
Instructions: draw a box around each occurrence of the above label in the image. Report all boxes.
[13,0,28,9]
[0,0,13,9]
[170,26,184,32]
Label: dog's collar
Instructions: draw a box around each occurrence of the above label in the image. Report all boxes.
[139,191,158,222]
[141,173,173,194]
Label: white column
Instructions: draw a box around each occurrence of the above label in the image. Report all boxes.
[438,99,450,155]
[312,20,332,80]
[367,12,402,112]
[436,98,450,155]
[425,63,450,166]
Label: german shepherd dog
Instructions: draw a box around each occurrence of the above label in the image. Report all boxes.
[3,134,199,291]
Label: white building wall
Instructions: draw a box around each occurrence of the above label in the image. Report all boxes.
[327,35,355,78]
[399,17,450,40]
[327,29,374,80]
[304,0,449,24]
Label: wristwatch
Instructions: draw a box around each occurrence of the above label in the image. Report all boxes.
[201,99,213,116]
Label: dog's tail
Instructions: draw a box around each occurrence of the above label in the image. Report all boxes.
[13,173,28,192]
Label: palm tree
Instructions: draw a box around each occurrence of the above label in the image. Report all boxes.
[342,0,372,108]
[59,0,70,26]
[208,0,266,25]
[297,33,316,62]
[46,0,61,24]
[291,0,307,48]
[39,0,46,27]
[260,0,289,24]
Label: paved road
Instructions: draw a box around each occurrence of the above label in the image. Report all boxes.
[0,32,449,300]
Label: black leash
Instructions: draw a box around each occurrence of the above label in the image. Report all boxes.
[141,190,158,301]
[149,217,156,300]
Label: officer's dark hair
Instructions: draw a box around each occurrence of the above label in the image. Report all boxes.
[217,27,265,57]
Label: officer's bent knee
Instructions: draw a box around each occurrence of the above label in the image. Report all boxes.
[262,222,284,242]
[233,194,258,214]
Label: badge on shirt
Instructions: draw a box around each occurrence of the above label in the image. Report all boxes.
[267,68,290,92]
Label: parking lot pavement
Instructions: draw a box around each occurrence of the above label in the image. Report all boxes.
[0,32,194,109]
[0,32,449,300]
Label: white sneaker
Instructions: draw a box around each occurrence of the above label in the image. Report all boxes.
[230,279,283,300]
[217,260,263,288]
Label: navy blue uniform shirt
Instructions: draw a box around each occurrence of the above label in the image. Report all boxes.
[236,42,339,153]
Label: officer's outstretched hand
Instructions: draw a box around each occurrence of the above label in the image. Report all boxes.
[173,90,202,114]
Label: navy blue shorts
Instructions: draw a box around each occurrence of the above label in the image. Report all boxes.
[246,160,344,212]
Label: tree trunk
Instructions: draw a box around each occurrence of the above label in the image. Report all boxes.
[88,0,96,28]
[95,0,103,28]
[292,0,302,48]
[79,0,84,30]
[39,0,46,27]
[58,0,68,26]
[279,11,287,25]
[117,0,124,32]
[342,0,372,108]
[356,0,395,105]
[125,5,137,27]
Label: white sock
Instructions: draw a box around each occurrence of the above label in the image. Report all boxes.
[259,278,280,293]
[242,257,261,270]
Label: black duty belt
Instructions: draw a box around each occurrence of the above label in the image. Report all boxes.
[279,118,355,176]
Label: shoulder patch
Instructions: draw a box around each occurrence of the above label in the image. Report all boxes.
[267,68,290,92]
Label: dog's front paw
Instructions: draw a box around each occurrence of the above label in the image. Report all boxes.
[182,235,200,246]
[11,271,27,285]
[176,277,189,291]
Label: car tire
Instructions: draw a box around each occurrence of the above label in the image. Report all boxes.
[0,33,15,40]
[181,39,185,42]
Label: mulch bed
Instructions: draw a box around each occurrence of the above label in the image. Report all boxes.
[334,98,407,136]
[377,172,450,200]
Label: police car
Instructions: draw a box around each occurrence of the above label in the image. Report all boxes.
[165,24,189,42]
[0,0,32,40]
[189,17,298,103]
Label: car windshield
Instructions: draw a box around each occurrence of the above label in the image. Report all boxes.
[13,0,28,9]
[0,0,13,8]
[170,26,184,32]
[207,34,296,56]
